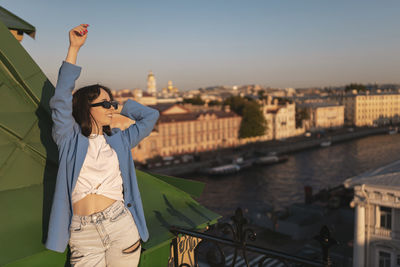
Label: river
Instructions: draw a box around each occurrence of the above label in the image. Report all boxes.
[185,133,400,218]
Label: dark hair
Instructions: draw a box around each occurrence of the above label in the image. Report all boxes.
[72,84,114,137]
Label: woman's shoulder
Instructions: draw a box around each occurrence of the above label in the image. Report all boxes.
[111,127,122,135]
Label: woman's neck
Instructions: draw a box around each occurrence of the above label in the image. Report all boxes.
[91,124,103,135]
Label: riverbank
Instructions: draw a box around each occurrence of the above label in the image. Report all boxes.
[139,126,390,177]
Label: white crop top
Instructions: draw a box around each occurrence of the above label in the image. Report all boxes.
[71,134,124,204]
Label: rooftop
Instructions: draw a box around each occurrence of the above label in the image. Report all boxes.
[0,6,35,38]
[344,159,400,190]
[297,102,343,108]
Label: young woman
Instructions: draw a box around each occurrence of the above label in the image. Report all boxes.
[45,24,159,266]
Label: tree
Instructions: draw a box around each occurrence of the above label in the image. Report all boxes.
[223,96,247,115]
[258,90,266,98]
[208,100,221,106]
[224,96,267,138]
[295,107,310,128]
[345,83,367,92]
[239,102,267,138]
[183,95,205,105]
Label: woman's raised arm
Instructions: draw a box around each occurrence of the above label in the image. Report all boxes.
[120,99,160,149]
[49,24,89,145]
[66,24,88,64]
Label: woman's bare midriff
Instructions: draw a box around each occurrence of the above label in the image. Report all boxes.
[73,194,117,216]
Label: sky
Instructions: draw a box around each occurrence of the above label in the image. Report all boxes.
[2,1,400,91]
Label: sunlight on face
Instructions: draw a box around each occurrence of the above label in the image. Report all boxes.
[90,89,115,133]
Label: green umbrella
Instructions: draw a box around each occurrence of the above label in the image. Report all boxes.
[0,11,220,266]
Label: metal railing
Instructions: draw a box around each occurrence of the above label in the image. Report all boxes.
[170,208,338,267]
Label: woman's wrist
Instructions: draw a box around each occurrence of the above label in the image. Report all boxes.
[65,46,80,65]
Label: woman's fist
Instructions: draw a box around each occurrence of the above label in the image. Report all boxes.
[69,24,89,48]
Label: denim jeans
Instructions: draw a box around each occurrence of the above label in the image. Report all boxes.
[69,200,141,266]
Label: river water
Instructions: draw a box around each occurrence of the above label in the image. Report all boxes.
[186,133,400,218]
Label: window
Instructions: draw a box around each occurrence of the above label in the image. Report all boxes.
[380,206,392,230]
[379,251,391,267]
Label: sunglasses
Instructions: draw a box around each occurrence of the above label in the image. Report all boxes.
[90,100,118,110]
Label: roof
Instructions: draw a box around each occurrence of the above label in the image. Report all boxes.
[0,6,36,38]
[344,159,400,190]
[149,103,177,113]
[119,91,134,97]
[297,103,343,108]
[159,110,239,123]
[343,92,400,97]
[142,92,156,97]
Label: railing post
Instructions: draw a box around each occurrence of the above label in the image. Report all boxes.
[172,236,179,267]
[314,225,338,267]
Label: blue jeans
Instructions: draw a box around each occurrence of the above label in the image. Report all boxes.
[69,200,141,266]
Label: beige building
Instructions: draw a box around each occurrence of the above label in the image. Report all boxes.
[154,104,241,158]
[112,89,140,103]
[112,102,241,163]
[113,90,157,106]
[342,92,400,127]
[298,103,344,131]
[147,71,157,95]
[345,161,400,267]
[262,96,304,140]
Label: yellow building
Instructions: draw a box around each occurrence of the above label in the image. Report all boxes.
[147,71,157,95]
[299,103,344,131]
[342,93,400,126]
[167,80,178,93]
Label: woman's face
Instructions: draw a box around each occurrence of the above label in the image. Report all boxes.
[90,88,115,128]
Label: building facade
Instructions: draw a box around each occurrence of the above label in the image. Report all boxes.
[345,168,400,267]
[112,102,241,163]
[298,103,345,131]
[262,96,303,140]
[342,93,400,127]
[147,71,157,95]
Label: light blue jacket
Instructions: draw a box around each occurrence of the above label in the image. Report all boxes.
[45,61,159,253]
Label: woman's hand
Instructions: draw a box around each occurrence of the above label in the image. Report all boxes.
[65,24,89,65]
[69,24,89,49]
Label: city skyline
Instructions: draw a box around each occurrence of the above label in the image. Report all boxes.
[1,1,399,91]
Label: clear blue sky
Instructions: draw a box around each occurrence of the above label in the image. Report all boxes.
[2,1,399,91]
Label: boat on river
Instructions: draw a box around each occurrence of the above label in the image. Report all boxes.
[388,127,398,135]
[204,164,241,175]
[320,141,331,147]
[254,155,289,165]
[320,137,332,147]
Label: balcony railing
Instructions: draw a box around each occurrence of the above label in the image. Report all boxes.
[373,227,391,238]
[170,208,337,267]
[372,226,400,239]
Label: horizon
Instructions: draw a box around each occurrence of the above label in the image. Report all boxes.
[2,1,399,91]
